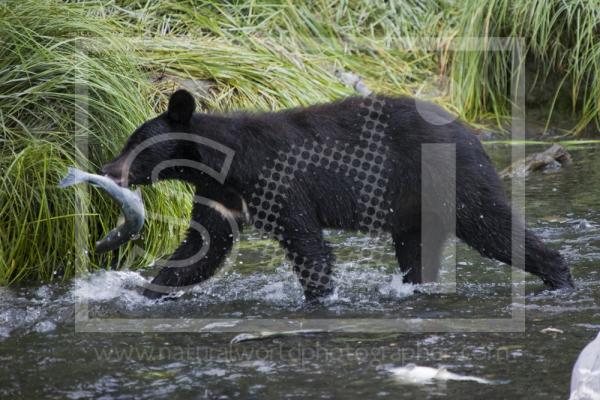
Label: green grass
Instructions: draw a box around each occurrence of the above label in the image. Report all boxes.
[107,0,600,132]
[0,0,190,284]
[101,0,452,110]
[1,0,599,284]
[449,0,600,135]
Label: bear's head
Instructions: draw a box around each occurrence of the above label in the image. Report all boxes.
[101,89,198,186]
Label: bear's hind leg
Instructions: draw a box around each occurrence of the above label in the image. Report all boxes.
[393,231,422,284]
[393,221,447,285]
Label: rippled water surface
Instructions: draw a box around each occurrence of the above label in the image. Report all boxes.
[1,144,599,399]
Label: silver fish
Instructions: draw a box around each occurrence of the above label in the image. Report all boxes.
[59,167,145,253]
[229,326,357,344]
[230,329,329,344]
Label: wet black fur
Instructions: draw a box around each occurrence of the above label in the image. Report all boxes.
[102,90,575,300]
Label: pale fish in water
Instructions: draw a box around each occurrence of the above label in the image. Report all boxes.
[389,364,493,385]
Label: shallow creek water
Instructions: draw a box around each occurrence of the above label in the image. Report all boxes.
[1,144,599,399]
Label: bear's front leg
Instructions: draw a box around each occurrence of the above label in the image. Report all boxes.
[280,231,335,302]
[274,206,335,302]
[143,192,242,299]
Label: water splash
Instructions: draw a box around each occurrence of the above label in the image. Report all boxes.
[72,270,152,306]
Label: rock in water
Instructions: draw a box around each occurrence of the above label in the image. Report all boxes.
[500,144,572,179]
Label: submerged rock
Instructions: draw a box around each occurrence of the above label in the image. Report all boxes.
[577,219,594,231]
[500,144,572,179]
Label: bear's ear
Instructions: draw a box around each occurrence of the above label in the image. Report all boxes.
[167,89,195,123]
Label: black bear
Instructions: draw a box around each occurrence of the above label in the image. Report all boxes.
[102,89,574,300]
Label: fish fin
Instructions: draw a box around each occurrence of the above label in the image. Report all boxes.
[133,187,142,200]
[58,167,87,188]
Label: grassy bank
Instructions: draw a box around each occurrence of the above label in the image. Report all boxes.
[0,1,190,284]
[1,0,598,284]
[450,0,600,134]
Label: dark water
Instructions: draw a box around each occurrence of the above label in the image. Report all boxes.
[1,144,599,399]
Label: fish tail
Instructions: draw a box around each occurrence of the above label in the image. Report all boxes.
[58,167,87,188]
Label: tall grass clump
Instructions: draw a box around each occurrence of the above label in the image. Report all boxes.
[449,0,600,135]
[0,0,190,285]
[97,0,453,112]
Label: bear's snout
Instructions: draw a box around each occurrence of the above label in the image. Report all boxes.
[101,161,126,186]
